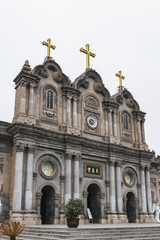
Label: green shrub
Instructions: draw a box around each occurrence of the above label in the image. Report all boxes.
[64,198,84,219]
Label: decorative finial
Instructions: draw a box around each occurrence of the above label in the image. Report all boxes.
[80,44,96,69]
[42,38,56,57]
[115,70,125,91]
[22,60,31,71]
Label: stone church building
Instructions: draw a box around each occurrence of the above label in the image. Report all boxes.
[0,52,159,225]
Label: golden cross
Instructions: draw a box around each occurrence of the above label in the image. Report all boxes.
[80,44,96,69]
[115,70,125,86]
[42,38,56,57]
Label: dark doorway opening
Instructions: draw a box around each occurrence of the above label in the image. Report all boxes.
[87,183,101,223]
[126,192,136,223]
[41,185,55,224]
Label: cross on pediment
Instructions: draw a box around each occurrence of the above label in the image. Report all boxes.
[42,38,56,57]
[80,44,96,69]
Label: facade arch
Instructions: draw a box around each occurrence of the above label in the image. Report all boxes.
[83,179,104,194]
[37,181,59,195]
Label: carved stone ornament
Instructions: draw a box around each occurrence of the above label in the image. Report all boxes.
[85,96,99,110]
[38,155,58,180]
[123,168,136,188]
[32,59,71,86]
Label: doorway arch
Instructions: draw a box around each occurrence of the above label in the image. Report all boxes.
[87,183,101,223]
[126,192,136,223]
[41,185,55,224]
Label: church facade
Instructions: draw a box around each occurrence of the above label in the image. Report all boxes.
[0,53,159,225]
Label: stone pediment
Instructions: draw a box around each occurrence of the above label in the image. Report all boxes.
[112,89,140,110]
[32,58,71,86]
[73,69,110,100]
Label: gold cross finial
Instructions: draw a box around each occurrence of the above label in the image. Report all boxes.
[115,70,125,87]
[80,44,96,69]
[42,38,56,57]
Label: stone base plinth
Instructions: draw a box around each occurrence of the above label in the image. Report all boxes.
[107,213,119,223]
[139,212,156,223]
[10,210,41,225]
[117,213,128,223]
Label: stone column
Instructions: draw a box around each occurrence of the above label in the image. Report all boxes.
[73,155,80,199]
[137,118,142,144]
[66,96,72,126]
[116,162,123,212]
[25,146,34,210]
[13,144,24,210]
[137,183,142,212]
[0,158,4,191]
[36,193,42,216]
[73,98,77,128]
[105,109,109,135]
[77,100,81,129]
[113,111,117,137]
[28,83,35,116]
[140,165,147,212]
[145,167,152,213]
[65,152,72,204]
[83,191,88,218]
[108,110,113,136]
[54,194,60,224]
[60,175,65,209]
[109,161,116,212]
[62,94,67,125]
[20,81,27,114]
[141,120,146,143]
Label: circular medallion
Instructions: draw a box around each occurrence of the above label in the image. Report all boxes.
[38,155,58,180]
[87,115,98,129]
[42,161,54,176]
[123,169,136,187]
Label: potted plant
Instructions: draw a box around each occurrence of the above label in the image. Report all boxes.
[64,198,84,228]
[0,221,25,240]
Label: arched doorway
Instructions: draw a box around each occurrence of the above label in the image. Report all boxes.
[87,183,101,223]
[126,192,136,223]
[41,185,55,224]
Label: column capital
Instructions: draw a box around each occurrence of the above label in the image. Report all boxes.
[109,160,115,166]
[146,165,151,172]
[73,154,81,161]
[55,194,60,200]
[67,95,72,100]
[83,191,88,198]
[27,145,35,154]
[137,183,141,189]
[65,151,72,160]
[21,80,28,87]
[108,109,113,113]
[36,193,42,199]
[100,192,105,199]
[105,180,110,187]
[116,161,122,167]
[16,143,25,152]
[73,97,78,102]
[60,175,65,182]
[139,165,145,171]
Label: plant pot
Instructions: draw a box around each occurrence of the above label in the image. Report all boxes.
[67,218,79,228]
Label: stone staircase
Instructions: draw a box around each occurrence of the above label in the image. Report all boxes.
[1,225,160,240]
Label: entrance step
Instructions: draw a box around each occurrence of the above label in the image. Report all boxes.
[0,225,160,240]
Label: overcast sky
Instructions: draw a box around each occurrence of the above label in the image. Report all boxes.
[0,0,160,155]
